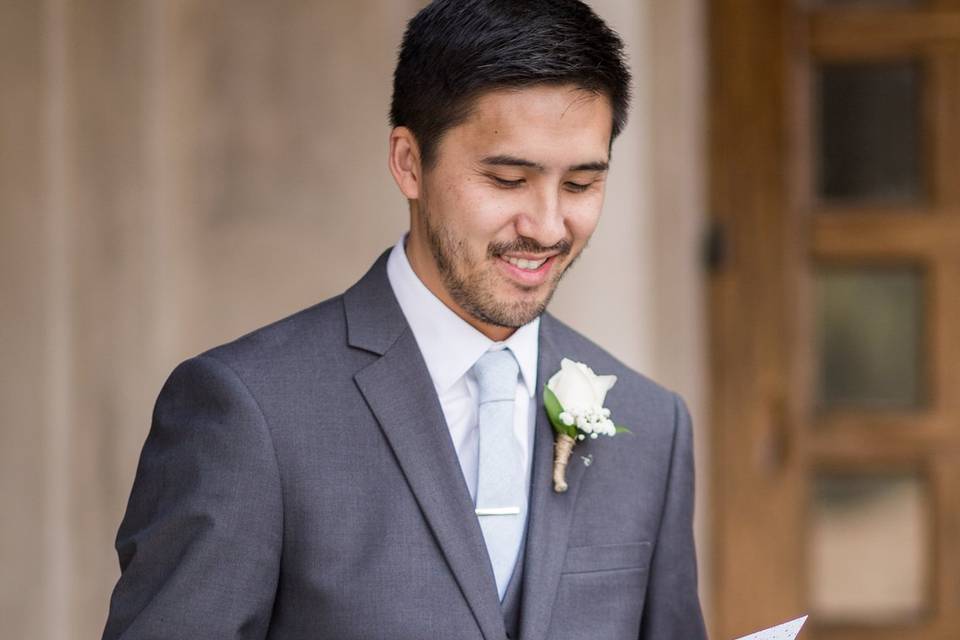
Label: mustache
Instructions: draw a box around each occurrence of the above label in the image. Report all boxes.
[488,237,572,257]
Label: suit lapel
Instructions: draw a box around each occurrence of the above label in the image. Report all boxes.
[517,314,589,640]
[346,251,506,640]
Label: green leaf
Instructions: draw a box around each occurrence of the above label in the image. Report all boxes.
[543,386,577,438]
[615,426,633,435]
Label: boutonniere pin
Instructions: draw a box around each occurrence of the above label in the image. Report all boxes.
[544,358,630,492]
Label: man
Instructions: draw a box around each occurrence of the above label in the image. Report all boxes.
[102,1,706,638]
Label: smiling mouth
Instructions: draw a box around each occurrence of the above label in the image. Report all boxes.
[495,254,559,289]
[501,255,549,271]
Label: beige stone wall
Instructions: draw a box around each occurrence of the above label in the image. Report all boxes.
[0,1,708,637]
[2,3,51,636]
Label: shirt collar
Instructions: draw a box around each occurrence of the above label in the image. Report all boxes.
[386,233,540,398]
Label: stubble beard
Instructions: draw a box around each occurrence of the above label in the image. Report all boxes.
[420,202,581,329]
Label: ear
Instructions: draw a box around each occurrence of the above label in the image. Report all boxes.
[388,127,422,200]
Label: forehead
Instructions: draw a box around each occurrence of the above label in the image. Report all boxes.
[439,84,614,166]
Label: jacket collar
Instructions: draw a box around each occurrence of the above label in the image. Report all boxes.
[343,249,408,356]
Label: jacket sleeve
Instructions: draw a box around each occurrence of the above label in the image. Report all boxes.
[638,393,707,639]
[102,355,283,640]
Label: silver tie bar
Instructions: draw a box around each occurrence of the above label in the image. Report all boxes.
[475,506,521,516]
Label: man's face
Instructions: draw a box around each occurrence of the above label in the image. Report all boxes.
[405,84,613,337]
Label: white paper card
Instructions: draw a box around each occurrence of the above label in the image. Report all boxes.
[734,615,808,640]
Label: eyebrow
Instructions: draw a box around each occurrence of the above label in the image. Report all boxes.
[480,155,609,173]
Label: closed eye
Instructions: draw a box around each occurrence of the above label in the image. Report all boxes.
[565,181,592,193]
[491,175,525,189]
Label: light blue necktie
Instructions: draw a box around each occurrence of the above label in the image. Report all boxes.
[473,348,526,602]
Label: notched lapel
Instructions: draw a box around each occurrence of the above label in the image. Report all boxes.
[351,303,506,640]
[518,315,590,640]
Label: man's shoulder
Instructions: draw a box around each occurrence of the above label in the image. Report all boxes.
[198,293,349,375]
[198,248,396,371]
[542,312,682,419]
[543,312,672,393]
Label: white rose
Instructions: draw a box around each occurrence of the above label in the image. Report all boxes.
[546,358,617,417]
[548,359,625,492]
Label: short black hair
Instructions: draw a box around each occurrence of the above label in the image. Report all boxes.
[390,0,631,168]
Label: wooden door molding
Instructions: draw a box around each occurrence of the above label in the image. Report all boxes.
[709,1,805,636]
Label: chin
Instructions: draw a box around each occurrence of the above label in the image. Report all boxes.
[501,298,552,325]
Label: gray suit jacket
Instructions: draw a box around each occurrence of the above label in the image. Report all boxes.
[103,249,706,640]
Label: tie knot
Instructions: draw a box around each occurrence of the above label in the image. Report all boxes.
[473,349,519,404]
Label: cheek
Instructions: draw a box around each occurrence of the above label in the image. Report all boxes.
[565,196,604,243]
[450,183,518,234]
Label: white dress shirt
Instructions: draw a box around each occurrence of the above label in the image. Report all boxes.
[386,233,539,503]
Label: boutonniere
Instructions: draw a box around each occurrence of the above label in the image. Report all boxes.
[544,358,630,492]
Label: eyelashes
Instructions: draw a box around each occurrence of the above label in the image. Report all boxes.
[488,175,595,193]
[491,176,525,188]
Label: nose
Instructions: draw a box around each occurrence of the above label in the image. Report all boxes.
[514,185,567,249]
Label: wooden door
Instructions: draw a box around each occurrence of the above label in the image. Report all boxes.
[710,1,960,638]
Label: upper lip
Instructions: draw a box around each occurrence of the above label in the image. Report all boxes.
[501,253,556,261]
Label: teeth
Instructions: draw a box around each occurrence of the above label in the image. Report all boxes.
[504,256,547,270]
